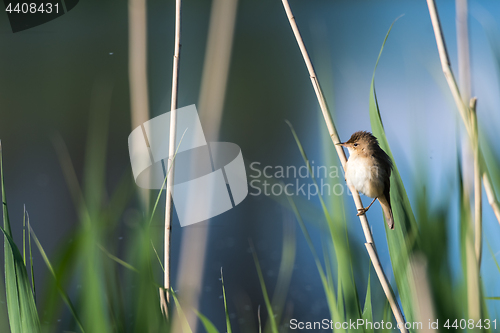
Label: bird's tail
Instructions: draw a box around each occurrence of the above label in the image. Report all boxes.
[378,195,394,229]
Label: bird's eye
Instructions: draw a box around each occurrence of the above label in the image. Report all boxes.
[353,143,358,147]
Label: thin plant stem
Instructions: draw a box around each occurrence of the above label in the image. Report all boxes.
[427,0,469,128]
[456,0,471,104]
[427,0,500,229]
[456,0,483,267]
[427,0,481,319]
[483,173,500,223]
[280,1,407,331]
[470,98,482,266]
[161,0,182,317]
[128,0,150,210]
[407,255,437,327]
[171,0,238,330]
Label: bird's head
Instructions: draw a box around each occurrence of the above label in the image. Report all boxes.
[336,131,378,155]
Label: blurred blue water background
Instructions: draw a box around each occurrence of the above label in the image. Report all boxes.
[0,0,499,330]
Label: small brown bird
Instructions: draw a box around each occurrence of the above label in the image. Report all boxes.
[337,131,394,229]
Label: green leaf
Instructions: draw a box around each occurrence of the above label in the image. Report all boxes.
[26,212,36,304]
[362,265,373,333]
[29,226,85,333]
[148,128,188,227]
[250,242,279,333]
[267,218,296,330]
[170,288,193,333]
[220,268,232,333]
[0,226,41,333]
[286,121,361,326]
[1,142,41,333]
[195,311,220,333]
[150,240,165,272]
[286,195,341,329]
[487,241,500,275]
[98,244,139,273]
[368,18,416,323]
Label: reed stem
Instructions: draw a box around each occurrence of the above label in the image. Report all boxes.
[161,0,182,317]
[128,0,150,209]
[427,0,481,319]
[281,1,407,331]
[427,0,500,230]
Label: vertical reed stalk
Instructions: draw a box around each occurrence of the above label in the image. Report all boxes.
[128,0,150,209]
[427,0,500,230]
[171,0,238,330]
[281,1,407,331]
[456,0,483,267]
[470,98,482,266]
[407,255,437,331]
[160,0,182,317]
[427,0,481,319]
[456,0,471,104]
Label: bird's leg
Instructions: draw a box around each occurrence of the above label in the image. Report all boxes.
[357,198,377,216]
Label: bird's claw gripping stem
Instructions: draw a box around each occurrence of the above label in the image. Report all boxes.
[357,207,368,216]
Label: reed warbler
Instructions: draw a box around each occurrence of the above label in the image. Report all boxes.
[337,131,394,229]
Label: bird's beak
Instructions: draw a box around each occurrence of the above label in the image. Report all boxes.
[336,142,346,146]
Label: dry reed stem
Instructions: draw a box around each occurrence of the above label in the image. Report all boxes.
[160,0,182,317]
[407,255,437,332]
[171,0,238,331]
[427,0,500,229]
[128,0,150,209]
[365,244,407,330]
[456,0,471,104]
[483,174,500,222]
[456,0,483,267]
[281,1,407,331]
[427,0,481,318]
[470,98,482,266]
[463,186,481,321]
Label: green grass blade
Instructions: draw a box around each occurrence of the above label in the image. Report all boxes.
[23,205,26,265]
[170,288,193,333]
[1,142,40,333]
[337,267,345,322]
[487,241,500,275]
[220,268,232,333]
[148,128,188,227]
[258,305,262,333]
[26,212,36,303]
[150,240,165,272]
[250,241,279,333]
[362,265,373,333]
[286,195,341,329]
[98,244,139,273]
[1,142,21,333]
[29,226,85,333]
[286,121,362,323]
[0,226,41,333]
[380,301,392,333]
[267,217,296,330]
[195,310,220,333]
[368,18,417,323]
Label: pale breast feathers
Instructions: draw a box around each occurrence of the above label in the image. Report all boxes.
[345,155,386,198]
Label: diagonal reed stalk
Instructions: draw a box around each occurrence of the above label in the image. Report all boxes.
[427,0,500,232]
[161,0,182,317]
[426,0,481,320]
[280,1,407,331]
